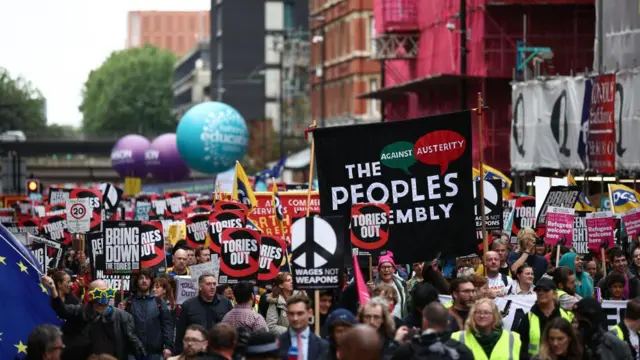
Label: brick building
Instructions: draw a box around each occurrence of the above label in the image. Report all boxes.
[309,0,381,126]
[127,11,210,56]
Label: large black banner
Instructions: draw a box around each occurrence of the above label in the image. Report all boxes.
[314,111,475,263]
[102,220,141,275]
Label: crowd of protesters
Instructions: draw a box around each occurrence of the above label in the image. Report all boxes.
[22,227,640,360]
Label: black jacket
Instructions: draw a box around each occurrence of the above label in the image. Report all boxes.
[125,293,174,354]
[517,304,565,360]
[278,327,329,360]
[175,295,233,353]
[391,331,474,360]
[51,297,146,360]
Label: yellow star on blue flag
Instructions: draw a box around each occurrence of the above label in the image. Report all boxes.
[0,224,63,359]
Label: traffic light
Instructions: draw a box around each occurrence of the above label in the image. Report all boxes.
[26,179,40,196]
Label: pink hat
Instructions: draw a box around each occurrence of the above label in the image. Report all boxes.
[377,251,396,270]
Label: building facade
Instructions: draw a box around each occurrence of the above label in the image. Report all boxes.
[360,0,594,172]
[209,0,308,127]
[309,0,382,127]
[172,42,211,119]
[127,11,210,56]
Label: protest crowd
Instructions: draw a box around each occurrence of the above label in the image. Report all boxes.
[3,111,640,360]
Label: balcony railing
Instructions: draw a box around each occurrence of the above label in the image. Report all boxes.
[380,0,419,33]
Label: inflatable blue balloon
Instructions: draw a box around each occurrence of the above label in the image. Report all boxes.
[176,102,249,174]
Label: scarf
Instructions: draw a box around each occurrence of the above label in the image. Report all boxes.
[559,252,594,298]
[473,328,502,357]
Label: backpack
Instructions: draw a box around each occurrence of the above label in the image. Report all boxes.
[501,273,509,287]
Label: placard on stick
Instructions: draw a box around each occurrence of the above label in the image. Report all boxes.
[350,203,390,257]
[544,207,575,247]
[218,227,261,284]
[103,220,141,275]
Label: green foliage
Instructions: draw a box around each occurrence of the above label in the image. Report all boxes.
[45,124,80,138]
[80,45,177,136]
[0,69,47,135]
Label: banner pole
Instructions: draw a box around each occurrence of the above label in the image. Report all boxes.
[304,120,320,336]
[476,93,489,263]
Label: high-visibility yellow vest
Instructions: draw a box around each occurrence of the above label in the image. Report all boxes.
[527,308,574,355]
[444,300,453,309]
[610,323,640,341]
[556,289,567,298]
[451,329,521,360]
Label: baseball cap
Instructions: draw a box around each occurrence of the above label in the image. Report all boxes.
[535,277,557,291]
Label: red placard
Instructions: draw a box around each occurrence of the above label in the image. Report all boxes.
[350,203,391,255]
[622,209,640,239]
[219,227,261,284]
[544,207,575,247]
[257,235,287,284]
[248,192,321,242]
[588,74,616,173]
[586,211,615,252]
[208,210,246,254]
[140,221,166,272]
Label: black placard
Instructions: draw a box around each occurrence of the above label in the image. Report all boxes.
[474,180,504,235]
[314,111,475,263]
[218,227,261,284]
[102,221,141,275]
[291,216,345,290]
[536,186,581,228]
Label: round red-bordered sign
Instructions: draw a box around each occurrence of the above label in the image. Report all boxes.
[350,203,391,251]
[70,203,87,220]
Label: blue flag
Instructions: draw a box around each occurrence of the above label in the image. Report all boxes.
[0,224,63,359]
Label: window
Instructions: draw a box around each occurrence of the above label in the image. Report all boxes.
[166,36,173,50]
[166,16,173,31]
[284,0,295,30]
[369,79,380,117]
[216,7,223,36]
[369,15,376,55]
[154,16,161,31]
[265,2,284,31]
[217,40,223,69]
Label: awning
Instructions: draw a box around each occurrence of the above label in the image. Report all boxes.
[357,73,483,100]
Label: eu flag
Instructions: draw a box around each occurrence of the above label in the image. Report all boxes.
[0,224,63,359]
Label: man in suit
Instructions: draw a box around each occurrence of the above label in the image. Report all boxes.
[277,293,329,360]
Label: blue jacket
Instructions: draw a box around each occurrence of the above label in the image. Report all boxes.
[126,293,174,354]
[278,327,329,360]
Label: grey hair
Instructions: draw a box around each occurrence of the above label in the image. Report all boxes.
[492,237,509,249]
[27,324,62,359]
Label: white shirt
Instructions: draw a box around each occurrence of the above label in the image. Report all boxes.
[487,273,512,297]
[629,329,639,360]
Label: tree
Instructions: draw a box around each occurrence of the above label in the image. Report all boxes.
[80,45,177,136]
[0,68,47,135]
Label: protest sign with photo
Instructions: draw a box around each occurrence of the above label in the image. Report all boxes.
[28,234,63,272]
[544,207,575,247]
[103,221,141,275]
[572,212,589,254]
[510,196,536,244]
[140,221,166,273]
[185,213,211,249]
[349,202,390,257]
[473,180,503,234]
[70,188,102,232]
[257,235,287,285]
[189,255,220,281]
[291,216,346,290]
[208,210,246,254]
[314,111,475,263]
[48,187,72,205]
[218,227,261,284]
[536,186,580,228]
[622,208,640,238]
[586,211,615,252]
[40,215,71,246]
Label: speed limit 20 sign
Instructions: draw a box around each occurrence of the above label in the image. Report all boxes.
[66,198,92,233]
